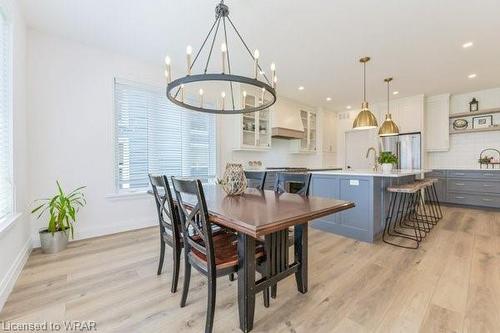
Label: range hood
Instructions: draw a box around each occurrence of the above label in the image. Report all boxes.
[271,98,305,139]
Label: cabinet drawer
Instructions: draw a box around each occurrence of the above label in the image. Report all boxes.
[426,170,446,178]
[447,170,500,180]
[447,179,500,194]
[447,192,500,208]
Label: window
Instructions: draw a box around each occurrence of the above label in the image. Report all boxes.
[0,9,12,221]
[114,79,217,191]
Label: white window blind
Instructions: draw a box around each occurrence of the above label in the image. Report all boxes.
[114,79,217,191]
[0,9,12,221]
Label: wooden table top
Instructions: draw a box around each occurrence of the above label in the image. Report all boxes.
[177,184,355,238]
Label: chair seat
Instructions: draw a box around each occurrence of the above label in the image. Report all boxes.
[191,232,265,269]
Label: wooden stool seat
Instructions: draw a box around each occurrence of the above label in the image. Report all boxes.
[387,182,425,193]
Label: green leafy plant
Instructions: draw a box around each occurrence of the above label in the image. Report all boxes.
[31,181,86,238]
[378,151,398,165]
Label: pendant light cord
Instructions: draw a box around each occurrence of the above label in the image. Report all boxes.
[387,79,390,115]
[363,62,366,102]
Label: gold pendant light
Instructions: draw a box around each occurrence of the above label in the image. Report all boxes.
[353,57,378,130]
[378,77,400,137]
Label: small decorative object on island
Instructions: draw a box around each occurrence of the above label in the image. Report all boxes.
[453,118,468,130]
[31,181,86,254]
[472,115,493,129]
[469,97,479,112]
[220,163,247,195]
[479,148,500,169]
[378,151,398,173]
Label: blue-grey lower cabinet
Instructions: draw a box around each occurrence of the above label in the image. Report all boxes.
[426,169,500,209]
[310,175,380,242]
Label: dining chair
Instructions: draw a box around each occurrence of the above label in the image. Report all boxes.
[171,177,267,333]
[149,174,183,293]
[273,172,312,196]
[269,172,312,299]
[244,171,267,190]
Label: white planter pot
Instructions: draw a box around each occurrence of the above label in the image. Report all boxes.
[39,229,69,254]
[381,163,393,173]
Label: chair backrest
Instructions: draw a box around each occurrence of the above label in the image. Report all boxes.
[171,178,216,269]
[274,172,312,196]
[149,174,181,245]
[244,171,267,190]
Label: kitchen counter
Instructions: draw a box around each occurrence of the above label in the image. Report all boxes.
[311,169,425,178]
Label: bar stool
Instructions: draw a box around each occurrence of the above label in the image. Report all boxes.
[383,182,427,249]
[415,178,442,224]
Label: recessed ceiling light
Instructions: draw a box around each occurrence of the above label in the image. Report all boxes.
[346,105,352,110]
[326,97,332,101]
[462,41,474,48]
[468,73,477,79]
[298,86,305,91]
[393,91,399,95]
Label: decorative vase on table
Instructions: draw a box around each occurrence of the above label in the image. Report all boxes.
[221,163,247,196]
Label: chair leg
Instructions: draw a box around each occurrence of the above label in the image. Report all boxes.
[180,258,191,307]
[157,239,165,275]
[205,272,216,333]
[171,246,181,293]
[229,273,235,281]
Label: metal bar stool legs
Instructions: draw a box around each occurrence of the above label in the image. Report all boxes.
[383,191,420,249]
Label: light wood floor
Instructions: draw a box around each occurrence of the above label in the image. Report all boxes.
[1,206,500,332]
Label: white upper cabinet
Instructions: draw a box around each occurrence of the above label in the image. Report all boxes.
[373,95,424,134]
[322,111,337,153]
[424,94,450,152]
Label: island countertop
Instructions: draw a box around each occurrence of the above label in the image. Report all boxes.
[310,169,425,178]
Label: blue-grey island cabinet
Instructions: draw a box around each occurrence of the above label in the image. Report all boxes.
[310,170,424,243]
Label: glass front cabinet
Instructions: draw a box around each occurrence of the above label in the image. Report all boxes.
[236,93,272,150]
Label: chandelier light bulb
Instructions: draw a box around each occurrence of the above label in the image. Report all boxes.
[180,84,185,102]
[221,43,227,74]
[164,56,171,65]
[186,45,193,75]
[254,49,260,59]
[186,45,193,55]
[221,43,227,53]
[221,91,226,98]
[199,88,204,96]
[270,63,276,71]
[199,88,204,107]
[253,49,260,79]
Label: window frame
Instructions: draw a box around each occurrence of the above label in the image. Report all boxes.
[0,6,14,225]
[112,77,218,194]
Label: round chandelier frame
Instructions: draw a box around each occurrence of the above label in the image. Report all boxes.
[165,1,277,114]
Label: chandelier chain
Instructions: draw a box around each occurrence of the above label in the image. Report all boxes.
[204,16,222,74]
[226,16,271,85]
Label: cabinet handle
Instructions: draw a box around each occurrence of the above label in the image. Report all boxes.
[454,173,465,176]
[482,198,493,202]
[455,196,465,199]
[483,184,494,187]
[483,174,494,176]
[455,183,465,186]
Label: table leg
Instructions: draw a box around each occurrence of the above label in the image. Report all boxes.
[294,223,308,293]
[238,233,256,332]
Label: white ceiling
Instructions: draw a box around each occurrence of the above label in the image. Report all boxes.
[20,0,500,110]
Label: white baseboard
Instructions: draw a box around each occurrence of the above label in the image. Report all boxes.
[0,238,32,312]
[31,218,156,248]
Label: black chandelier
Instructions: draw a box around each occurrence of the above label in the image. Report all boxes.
[164,1,277,114]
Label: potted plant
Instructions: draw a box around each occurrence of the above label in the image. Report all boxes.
[378,151,398,173]
[31,181,86,254]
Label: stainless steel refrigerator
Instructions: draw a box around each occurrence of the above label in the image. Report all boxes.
[381,132,421,170]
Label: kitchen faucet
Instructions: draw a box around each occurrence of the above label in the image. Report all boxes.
[366,147,378,171]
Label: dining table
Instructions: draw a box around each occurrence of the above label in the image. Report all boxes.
[172,184,355,332]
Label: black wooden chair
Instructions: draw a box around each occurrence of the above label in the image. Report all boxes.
[171,177,266,333]
[268,172,312,299]
[149,174,183,293]
[244,171,267,190]
[274,172,312,196]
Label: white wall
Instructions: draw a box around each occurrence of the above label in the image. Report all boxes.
[427,87,500,169]
[0,0,30,311]
[27,30,162,243]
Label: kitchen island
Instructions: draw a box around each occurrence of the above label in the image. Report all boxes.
[310,169,424,242]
